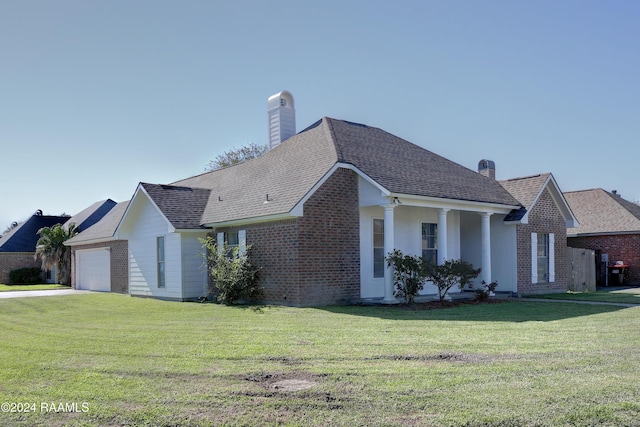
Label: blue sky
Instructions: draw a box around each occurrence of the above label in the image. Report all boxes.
[2,0,639,229]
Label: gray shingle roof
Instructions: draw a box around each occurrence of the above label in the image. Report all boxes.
[325,118,520,205]
[171,117,520,226]
[64,199,117,232]
[141,183,211,229]
[565,189,640,235]
[173,118,338,224]
[65,201,129,245]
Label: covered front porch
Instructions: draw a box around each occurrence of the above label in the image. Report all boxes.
[359,191,518,302]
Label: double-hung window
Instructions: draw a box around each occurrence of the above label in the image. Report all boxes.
[373,219,385,278]
[422,223,438,265]
[532,233,555,283]
[216,230,246,257]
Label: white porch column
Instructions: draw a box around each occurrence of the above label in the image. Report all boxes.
[437,208,449,264]
[383,204,396,303]
[480,212,492,283]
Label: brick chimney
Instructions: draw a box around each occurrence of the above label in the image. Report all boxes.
[267,91,296,151]
[478,159,496,179]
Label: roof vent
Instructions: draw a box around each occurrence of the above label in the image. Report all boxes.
[478,159,496,180]
[267,91,296,151]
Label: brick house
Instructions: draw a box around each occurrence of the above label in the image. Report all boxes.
[76,92,577,305]
[0,200,117,284]
[0,212,68,284]
[564,188,640,285]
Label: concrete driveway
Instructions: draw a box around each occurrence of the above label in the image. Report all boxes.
[0,289,93,299]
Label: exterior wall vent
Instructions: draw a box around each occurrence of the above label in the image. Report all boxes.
[267,91,296,151]
[478,159,496,180]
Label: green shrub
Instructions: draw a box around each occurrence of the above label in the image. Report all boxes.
[200,236,262,305]
[8,267,42,285]
[471,280,498,302]
[386,249,429,305]
[424,259,481,301]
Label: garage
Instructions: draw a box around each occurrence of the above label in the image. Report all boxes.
[76,248,110,292]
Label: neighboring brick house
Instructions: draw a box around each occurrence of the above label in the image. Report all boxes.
[65,201,129,293]
[0,200,117,284]
[499,174,577,295]
[564,189,640,285]
[0,212,69,284]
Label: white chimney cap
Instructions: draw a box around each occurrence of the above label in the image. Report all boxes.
[268,91,295,110]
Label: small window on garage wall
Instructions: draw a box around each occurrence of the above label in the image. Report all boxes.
[531,233,554,283]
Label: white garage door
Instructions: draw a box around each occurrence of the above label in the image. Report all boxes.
[76,248,110,292]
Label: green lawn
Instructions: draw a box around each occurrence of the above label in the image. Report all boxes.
[528,287,640,305]
[1,294,639,427]
[0,284,71,292]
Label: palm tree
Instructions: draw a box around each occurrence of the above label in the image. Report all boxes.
[34,223,78,285]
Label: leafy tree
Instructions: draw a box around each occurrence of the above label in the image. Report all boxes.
[34,223,78,285]
[200,236,261,305]
[424,259,481,301]
[205,142,267,171]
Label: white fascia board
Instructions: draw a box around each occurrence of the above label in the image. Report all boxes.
[290,163,390,216]
[65,236,115,247]
[389,192,519,214]
[114,184,176,239]
[202,212,298,229]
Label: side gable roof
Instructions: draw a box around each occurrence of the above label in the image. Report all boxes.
[564,189,640,236]
[65,201,129,246]
[64,199,117,232]
[0,215,69,252]
[500,173,577,227]
[140,183,211,230]
[170,117,520,227]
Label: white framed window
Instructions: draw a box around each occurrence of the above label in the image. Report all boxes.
[157,236,165,288]
[532,233,555,283]
[373,219,384,278]
[216,230,246,257]
[422,223,438,265]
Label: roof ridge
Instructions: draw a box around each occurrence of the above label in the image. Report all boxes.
[499,172,549,183]
[563,188,605,195]
[323,117,344,162]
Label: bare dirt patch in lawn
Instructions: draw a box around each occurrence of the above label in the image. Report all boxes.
[243,371,320,392]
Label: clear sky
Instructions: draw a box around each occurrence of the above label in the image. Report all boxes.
[2,0,639,229]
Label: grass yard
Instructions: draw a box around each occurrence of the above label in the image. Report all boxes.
[1,294,639,427]
[0,284,71,292]
[529,287,640,305]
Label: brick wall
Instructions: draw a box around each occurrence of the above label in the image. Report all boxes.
[69,241,129,293]
[0,253,41,284]
[296,167,360,306]
[568,234,640,285]
[516,188,569,295]
[222,167,361,306]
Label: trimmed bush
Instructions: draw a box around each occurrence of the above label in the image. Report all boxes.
[9,267,42,285]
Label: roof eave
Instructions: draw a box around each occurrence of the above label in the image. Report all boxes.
[202,212,300,229]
